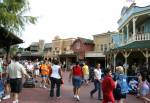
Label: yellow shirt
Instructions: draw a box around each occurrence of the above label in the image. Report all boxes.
[82,65,89,75]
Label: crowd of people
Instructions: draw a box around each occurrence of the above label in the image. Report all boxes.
[0,56,149,103]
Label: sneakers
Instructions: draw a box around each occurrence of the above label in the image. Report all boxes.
[73,95,77,99]
[56,96,62,99]
[13,100,19,103]
[76,95,80,101]
[2,94,10,100]
[43,85,47,89]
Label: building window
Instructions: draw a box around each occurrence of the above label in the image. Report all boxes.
[101,44,103,51]
[104,44,107,51]
[64,48,66,51]
[53,51,55,55]
[56,51,59,54]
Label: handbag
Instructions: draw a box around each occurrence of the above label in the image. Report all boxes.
[61,78,64,84]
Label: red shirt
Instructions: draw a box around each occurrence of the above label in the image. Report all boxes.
[102,75,115,103]
[72,65,82,77]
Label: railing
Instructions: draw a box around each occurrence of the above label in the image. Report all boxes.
[122,33,150,46]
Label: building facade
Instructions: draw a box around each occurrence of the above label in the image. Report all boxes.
[85,32,118,68]
[43,43,52,60]
[71,37,94,61]
[107,3,150,73]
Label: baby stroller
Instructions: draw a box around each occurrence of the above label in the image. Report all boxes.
[23,69,36,88]
[128,77,138,95]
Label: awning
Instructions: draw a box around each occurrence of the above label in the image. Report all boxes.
[85,52,105,58]
[0,27,23,48]
[111,40,150,51]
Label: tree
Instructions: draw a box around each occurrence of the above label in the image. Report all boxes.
[0,0,37,35]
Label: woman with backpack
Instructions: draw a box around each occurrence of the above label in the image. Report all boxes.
[114,66,129,103]
[69,61,83,101]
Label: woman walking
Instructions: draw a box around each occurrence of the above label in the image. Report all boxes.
[102,68,115,103]
[50,60,62,99]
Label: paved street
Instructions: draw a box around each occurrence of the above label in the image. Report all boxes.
[1,72,143,103]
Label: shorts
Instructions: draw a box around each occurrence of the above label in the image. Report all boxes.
[72,76,82,88]
[41,75,48,78]
[83,75,89,80]
[140,87,149,96]
[121,93,127,99]
[10,78,22,93]
[34,69,39,76]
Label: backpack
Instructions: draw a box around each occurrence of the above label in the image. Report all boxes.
[117,74,129,94]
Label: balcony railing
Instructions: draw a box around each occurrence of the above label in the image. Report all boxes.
[122,33,150,46]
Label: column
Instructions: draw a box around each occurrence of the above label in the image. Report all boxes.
[132,17,137,40]
[124,51,130,75]
[113,53,117,72]
[142,50,149,69]
[126,24,129,42]
[122,28,124,45]
[146,50,149,69]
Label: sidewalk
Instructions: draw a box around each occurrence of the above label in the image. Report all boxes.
[1,71,144,103]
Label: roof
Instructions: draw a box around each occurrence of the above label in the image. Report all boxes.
[112,40,150,51]
[0,27,23,48]
[78,37,94,44]
[44,43,52,48]
[31,42,39,46]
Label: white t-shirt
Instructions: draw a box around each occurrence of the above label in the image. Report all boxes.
[51,65,61,79]
[27,64,33,71]
[94,69,102,80]
[8,61,27,79]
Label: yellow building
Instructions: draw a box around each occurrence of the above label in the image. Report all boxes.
[52,36,76,66]
[85,31,117,68]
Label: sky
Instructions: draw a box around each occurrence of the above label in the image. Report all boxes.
[19,0,150,48]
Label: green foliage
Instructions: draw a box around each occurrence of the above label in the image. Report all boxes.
[0,0,37,35]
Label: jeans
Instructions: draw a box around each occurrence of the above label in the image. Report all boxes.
[90,79,102,99]
[50,77,61,97]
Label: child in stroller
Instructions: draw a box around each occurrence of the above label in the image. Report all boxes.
[128,77,138,95]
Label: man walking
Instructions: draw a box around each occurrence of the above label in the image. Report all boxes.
[7,57,30,103]
[90,63,103,100]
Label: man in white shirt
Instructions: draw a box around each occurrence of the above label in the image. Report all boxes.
[90,63,103,100]
[7,57,30,103]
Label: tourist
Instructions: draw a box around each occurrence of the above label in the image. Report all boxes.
[40,61,49,88]
[50,60,62,99]
[7,57,30,103]
[82,62,89,85]
[115,66,129,103]
[138,73,149,103]
[69,61,83,101]
[90,63,103,100]
[102,68,115,103]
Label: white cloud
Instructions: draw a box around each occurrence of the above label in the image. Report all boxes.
[19,0,150,48]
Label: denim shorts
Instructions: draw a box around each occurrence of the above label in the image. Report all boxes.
[72,76,82,88]
[41,75,48,78]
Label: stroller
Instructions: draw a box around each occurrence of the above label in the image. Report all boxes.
[128,76,138,95]
[23,69,36,88]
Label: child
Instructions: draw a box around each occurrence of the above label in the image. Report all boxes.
[138,74,149,103]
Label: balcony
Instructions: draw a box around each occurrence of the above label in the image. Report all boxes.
[123,33,150,46]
